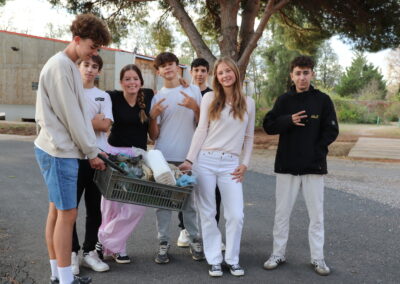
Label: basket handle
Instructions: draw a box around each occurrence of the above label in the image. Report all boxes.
[97,153,129,175]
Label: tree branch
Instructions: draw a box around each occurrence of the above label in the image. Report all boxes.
[165,0,216,65]
[238,0,290,77]
[125,0,155,2]
[238,0,260,58]
[279,10,320,32]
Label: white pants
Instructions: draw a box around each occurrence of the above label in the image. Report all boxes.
[194,151,244,265]
[272,174,325,260]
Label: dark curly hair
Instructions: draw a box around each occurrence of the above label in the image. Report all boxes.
[290,56,315,72]
[70,14,111,47]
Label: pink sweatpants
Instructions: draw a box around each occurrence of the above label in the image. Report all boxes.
[97,145,147,256]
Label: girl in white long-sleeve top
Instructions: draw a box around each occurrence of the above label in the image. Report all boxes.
[179,57,255,277]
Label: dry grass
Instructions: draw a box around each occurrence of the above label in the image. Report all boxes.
[0,122,36,135]
[339,123,400,138]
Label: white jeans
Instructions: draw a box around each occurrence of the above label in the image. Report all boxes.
[194,150,244,265]
[272,174,325,260]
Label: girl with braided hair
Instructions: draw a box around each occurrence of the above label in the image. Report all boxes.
[97,64,154,264]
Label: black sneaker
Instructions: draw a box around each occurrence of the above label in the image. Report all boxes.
[113,253,131,264]
[95,241,104,260]
[208,264,223,277]
[71,275,92,284]
[49,276,59,284]
[189,239,205,261]
[154,241,170,264]
[228,264,245,276]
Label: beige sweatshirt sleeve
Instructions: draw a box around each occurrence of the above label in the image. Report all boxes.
[45,64,98,159]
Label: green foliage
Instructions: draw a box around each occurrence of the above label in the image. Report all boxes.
[314,41,342,89]
[261,42,297,104]
[289,0,400,52]
[356,79,386,101]
[335,52,386,98]
[254,99,270,127]
[276,7,329,55]
[332,96,377,123]
[384,102,400,122]
[48,0,149,44]
[150,22,175,53]
[260,17,321,104]
[195,1,220,42]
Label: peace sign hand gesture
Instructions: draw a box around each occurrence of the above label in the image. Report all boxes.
[150,98,167,120]
[178,91,198,111]
[291,110,308,126]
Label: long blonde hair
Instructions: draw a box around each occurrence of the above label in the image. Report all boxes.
[209,57,247,121]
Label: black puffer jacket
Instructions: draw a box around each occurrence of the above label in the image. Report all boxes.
[263,86,339,175]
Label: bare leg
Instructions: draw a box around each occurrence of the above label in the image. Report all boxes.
[46,203,58,259]
[54,208,78,267]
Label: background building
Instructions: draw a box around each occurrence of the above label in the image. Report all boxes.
[0,30,189,121]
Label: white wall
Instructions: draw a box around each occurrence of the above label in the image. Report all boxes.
[114,52,135,90]
[0,104,35,121]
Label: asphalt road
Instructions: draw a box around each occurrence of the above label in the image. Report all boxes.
[0,140,399,283]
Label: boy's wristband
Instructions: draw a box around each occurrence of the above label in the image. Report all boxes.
[185,159,193,165]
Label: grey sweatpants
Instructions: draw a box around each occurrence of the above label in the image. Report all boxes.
[155,170,199,243]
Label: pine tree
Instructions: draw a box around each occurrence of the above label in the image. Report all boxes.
[336,52,386,99]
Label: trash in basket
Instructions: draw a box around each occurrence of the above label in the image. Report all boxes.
[94,153,192,211]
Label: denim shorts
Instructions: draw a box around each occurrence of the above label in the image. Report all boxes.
[34,146,79,210]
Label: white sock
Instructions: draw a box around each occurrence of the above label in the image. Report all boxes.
[50,259,59,278]
[58,266,74,284]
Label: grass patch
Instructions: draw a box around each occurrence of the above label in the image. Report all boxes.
[0,122,36,136]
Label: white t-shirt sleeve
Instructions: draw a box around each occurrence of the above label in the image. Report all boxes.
[102,92,114,122]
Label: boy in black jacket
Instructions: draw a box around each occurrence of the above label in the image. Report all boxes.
[263,56,338,276]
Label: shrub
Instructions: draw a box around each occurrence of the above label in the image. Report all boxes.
[332,96,377,124]
[384,102,400,122]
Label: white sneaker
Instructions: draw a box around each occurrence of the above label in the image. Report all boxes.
[208,264,223,277]
[177,229,190,247]
[82,250,110,272]
[263,255,286,270]
[71,252,80,275]
[311,259,330,276]
[228,264,245,277]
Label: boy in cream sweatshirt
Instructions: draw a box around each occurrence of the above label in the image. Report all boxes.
[34,14,111,284]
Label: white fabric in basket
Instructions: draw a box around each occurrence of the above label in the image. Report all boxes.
[144,150,176,186]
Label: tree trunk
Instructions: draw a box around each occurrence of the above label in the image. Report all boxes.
[166,0,290,82]
[237,0,290,80]
[217,0,240,59]
[165,0,216,67]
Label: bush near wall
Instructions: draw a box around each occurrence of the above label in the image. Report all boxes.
[331,95,395,124]
[255,96,399,126]
[384,102,400,122]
